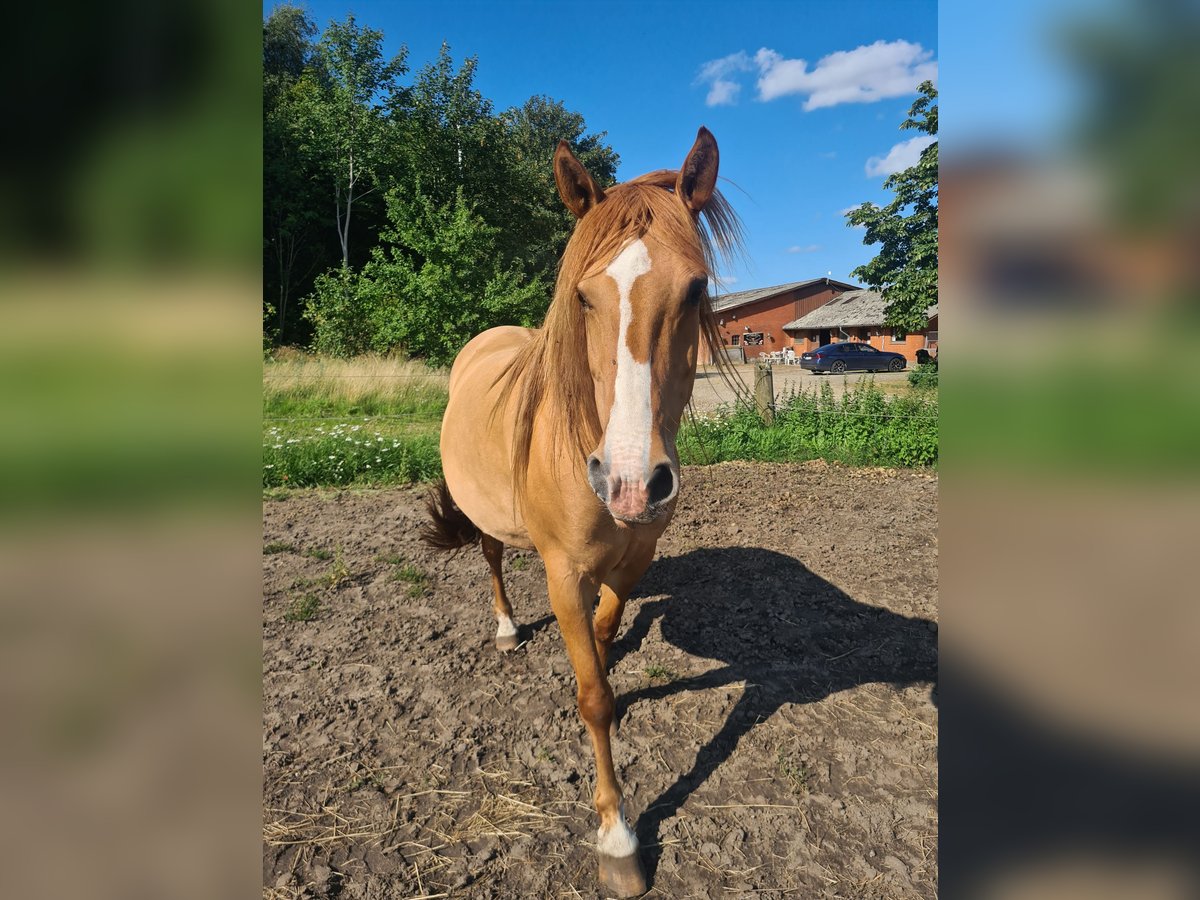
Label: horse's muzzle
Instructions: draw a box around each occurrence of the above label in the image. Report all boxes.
[587,455,677,523]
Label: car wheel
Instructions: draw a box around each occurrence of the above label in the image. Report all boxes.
[831,360,846,374]
[889,358,904,372]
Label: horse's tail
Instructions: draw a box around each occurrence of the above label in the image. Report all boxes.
[421,480,480,550]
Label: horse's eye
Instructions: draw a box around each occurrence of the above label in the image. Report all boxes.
[684,281,706,308]
[577,292,593,310]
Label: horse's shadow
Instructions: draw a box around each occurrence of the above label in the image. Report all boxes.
[609,546,938,876]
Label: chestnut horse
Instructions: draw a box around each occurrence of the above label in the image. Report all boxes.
[423,128,739,896]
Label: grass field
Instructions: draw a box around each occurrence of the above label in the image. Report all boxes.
[263,352,447,487]
[263,353,937,488]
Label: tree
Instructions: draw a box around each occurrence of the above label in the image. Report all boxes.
[501,96,620,277]
[264,5,327,344]
[261,11,621,356]
[845,81,938,334]
[306,16,409,268]
[304,186,548,365]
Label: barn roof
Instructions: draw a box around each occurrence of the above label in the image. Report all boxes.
[710,277,860,314]
[782,289,938,330]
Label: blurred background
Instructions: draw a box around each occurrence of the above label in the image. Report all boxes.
[0,1,261,898]
[940,0,1200,896]
[1,0,1198,896]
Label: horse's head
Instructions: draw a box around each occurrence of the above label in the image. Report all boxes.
[553,130,722,524]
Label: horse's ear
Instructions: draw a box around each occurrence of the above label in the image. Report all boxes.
[554,141,606,218]
[677,127,719,213]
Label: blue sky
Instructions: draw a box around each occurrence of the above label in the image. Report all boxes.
[276,0,937,293]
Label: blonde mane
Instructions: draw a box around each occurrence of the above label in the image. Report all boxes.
[497,170,743,493]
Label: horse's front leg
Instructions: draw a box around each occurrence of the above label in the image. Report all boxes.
[593,541,656,673]
[545,558,647,898]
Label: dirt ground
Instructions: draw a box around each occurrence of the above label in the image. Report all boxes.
[263,461,938,899]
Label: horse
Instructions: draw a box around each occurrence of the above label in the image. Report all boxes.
[422,128,740,897]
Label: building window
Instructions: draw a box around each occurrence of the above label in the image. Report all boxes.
[731,334,740,345]
[743,332,764,346]
[890,328,907,343]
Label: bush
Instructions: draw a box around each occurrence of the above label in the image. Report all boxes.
[679,379,938,468]
[908,360,938,389]
[303,187,549,365]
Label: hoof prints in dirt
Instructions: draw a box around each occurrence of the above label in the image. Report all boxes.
[263,461,938,898]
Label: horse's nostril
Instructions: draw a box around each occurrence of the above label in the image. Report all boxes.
[587,455,608,502]
[646,464,676,505]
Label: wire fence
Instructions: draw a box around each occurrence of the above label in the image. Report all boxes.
[261,365,939,428]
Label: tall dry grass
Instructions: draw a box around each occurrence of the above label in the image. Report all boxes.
[263,352,449,419]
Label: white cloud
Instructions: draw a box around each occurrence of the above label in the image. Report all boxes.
[695,52,755,106]
[706,79,741,106]
[787,244,821,254]
[697,51,754,82]
[697,40,936,111]
[756,40,936,110]
[865,134,935,177]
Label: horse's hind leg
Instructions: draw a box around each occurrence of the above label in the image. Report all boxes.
[480,534,518,651]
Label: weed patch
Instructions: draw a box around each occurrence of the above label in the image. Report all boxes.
[284,593,321,622]
[644,664,679,682]
[679,379,937,469]
[389,562,430,598]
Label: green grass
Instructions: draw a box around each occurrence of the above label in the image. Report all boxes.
[284,593,321,622]
[264,353,446,488]
[644,664,680,681]
[263,352,448,420]
[680,378,938,469]
[776,746,811,795]
[304,547,333,561]
[263,356,937,490]
[391,563,430,598]
[264,541,295,555]
[263,420,442,487]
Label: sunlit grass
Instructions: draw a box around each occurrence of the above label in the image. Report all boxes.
[263,350,449,420]
[680,379,939,469]
[263,352,446,487]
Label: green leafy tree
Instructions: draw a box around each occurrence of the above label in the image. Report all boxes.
[264,5,327,343]
[305,186,547,365]
[263,13,620,356]
[305,16,409,268]
[501,95,620,276]
[846,81,938,333]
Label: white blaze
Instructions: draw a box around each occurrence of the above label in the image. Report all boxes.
[604,239,653,475]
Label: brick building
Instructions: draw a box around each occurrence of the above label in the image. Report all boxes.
[783,289,938,363]
[702,278,859,363]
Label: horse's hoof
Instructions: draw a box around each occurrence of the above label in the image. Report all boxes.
[598,851,647,897]
[495,633,520,652]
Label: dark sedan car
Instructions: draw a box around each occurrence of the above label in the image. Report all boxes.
[799,342,907,374]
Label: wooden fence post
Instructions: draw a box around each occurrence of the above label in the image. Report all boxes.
[754,361,775,424]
